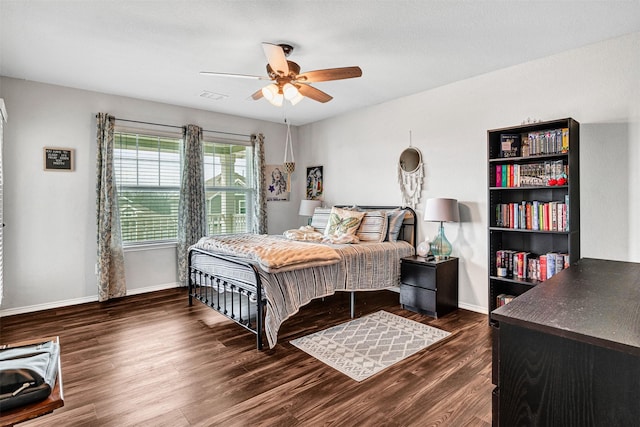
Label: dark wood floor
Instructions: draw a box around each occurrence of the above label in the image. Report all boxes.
[1,288,493,426]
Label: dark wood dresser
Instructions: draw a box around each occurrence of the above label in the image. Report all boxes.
[491,258,640,426]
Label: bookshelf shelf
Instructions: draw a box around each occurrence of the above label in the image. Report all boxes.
[489,185,568,191]
[489,227,570,234]
[489,275,541,287]
[487,118,580,320]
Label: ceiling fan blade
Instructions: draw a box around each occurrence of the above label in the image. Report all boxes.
[298,84,333,103]
[250,88,264,100]
[297,66,362,83]
[200,71,270,80]
[262,42,289,75]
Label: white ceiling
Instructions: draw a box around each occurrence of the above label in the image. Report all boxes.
[2,1,640,126]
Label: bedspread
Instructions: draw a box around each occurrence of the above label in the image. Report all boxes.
[193,234,341,273]
[191,239,414,348]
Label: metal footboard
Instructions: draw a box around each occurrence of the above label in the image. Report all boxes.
[188,248,266,350]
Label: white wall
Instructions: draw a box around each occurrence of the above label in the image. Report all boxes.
[0,78,301,312]
[297,32,640,313]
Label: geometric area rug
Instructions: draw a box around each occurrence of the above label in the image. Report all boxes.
[290,310,451,382]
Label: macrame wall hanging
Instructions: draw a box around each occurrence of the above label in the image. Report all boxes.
[283,118,295,189]
[398,131,424,209]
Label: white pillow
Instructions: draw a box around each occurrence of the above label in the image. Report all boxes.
[310,207,332,233]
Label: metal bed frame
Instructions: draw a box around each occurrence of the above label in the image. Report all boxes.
[188,206,416,350]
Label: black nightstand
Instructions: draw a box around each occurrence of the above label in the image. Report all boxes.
[400,256,459,318]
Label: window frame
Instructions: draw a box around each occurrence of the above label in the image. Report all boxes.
[112,126,255,247]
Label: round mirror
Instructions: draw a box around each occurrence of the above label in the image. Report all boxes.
[399,147,422,173]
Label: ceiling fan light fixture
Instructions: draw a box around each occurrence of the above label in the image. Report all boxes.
[282,83,299,100]
[289,91,304,105]
[261,83,279,101]
[269,92,284,107]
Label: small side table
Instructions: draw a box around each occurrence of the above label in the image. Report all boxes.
[400,256,458,318]
[0,336,64,427]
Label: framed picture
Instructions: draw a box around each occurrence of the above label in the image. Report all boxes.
[266,164,290,201]
[44,147,75,171]
[306,166,323,200]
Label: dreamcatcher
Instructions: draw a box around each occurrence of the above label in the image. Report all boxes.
[398,133,424,208]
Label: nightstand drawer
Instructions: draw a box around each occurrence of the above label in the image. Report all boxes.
[400,284,436,313]
[401,262,436,290]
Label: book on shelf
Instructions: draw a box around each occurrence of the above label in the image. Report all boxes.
[500,134,521,158]
[498,128,569,159]
[495,199,569,231]
[496,294,516,307]
[495,250,569,281]
[494,160,568,187]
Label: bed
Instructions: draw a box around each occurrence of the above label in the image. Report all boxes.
[187,206,417,349]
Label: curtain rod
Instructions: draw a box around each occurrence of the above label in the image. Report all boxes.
[102,116,252,138]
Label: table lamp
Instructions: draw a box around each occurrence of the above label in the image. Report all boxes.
[299,199,322,225]
[424,198,459,260]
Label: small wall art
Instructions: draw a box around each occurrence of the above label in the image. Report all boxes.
[306,166,323,200]
[266,164,290,201]
[44,147,75,171]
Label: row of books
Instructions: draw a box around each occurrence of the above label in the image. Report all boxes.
[494,160,568,187]
[499,128,569,158]
[496,294,515,307]
[496,250,570,282]
[495,197,570,231]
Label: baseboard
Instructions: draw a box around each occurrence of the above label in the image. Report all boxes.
[458,301,488,315]
[0,282,180,317]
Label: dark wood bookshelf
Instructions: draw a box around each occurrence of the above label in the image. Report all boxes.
[487,118,580,319]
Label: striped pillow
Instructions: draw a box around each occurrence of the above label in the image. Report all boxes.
[356,211,388,242]
[310,207,332,233]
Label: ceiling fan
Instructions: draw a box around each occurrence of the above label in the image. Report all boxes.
[201,42,362,106]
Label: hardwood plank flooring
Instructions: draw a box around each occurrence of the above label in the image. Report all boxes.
[0,288,493,426]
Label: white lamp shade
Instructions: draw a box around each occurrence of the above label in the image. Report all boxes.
[282,83,299,100]
[299,199,322,216]
[424,198,460,222]
[289,91,304,105]
[261,84,278,101]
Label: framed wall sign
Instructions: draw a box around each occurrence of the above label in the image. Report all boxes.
[44,147,74,171]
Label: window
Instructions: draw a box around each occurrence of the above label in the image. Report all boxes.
[113,130,254,244]
[114,131,182,244]
[203,139,253,235]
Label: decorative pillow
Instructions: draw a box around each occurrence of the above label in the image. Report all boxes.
[324,207,366,239]
[386,209,407,241]
[356,211,388,242]
[310,207,332,233]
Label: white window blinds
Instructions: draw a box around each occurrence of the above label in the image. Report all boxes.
[114,131,182,244]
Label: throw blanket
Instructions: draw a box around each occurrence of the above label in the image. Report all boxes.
[194,234,341,273]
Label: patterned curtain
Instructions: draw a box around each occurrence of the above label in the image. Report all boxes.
[251,133,267,234]
[177,124,207,286]
[96,113,127,301]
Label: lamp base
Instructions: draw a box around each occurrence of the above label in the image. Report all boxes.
[430,222,452,260]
